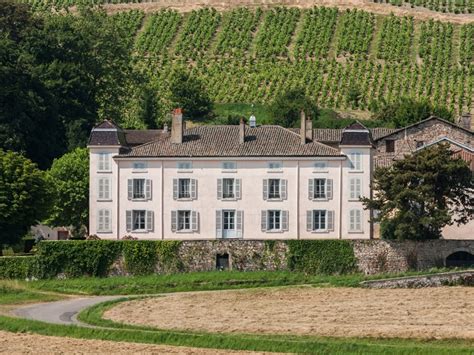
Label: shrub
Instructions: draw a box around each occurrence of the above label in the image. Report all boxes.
[0,256,38,279]
[156,241,183,273]
[287,240,358,274]
[122,241,158,276]
[36,241,122,278]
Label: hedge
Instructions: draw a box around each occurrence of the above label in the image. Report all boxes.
[287,240,358,274]
[0,256,38,279]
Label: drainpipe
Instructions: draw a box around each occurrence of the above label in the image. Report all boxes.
[161,162,164,240]
[296,160,300,239]
[116,159,120,240]
[339,159,343,239]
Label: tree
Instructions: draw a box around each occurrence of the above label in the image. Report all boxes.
[169,70,213,121]
[362,144,473,241]
[373,97,453,128]
[0,149,52,253]
[269,88,319,127]
[46,148,89,237]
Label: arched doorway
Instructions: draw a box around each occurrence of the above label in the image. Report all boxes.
[446,251,474,267]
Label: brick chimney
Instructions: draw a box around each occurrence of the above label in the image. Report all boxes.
[459,113,472,130]
[239,118,245,144]
[300,110,312,144]
[171,108,183,144]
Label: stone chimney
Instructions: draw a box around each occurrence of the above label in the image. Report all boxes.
[459,113,472,130]
[239,118,246,144]
[300,110,312,144]
[171,108,183,144]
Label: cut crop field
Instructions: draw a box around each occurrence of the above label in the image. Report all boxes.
[104,286,474,339]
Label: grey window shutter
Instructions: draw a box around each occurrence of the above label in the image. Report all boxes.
[97,210,102,231]
[282,210,289,231]
[173,179,178,200]
[191,179,197,200]
[146,210,154,231]
[261,210,268,231]
[191,211,198,231]
[217,179,222,200]
[236,210,243,238]
[171,211,177,232]
[306,210,313,231]
[235,179,241,199]
[281,179,287,200]
[308,179,314,200]
[127,179,133,200]
[216,210,222,238]
[326,179,333,200]
[263,179,268,200]
[327,210,334,231]
[145,179,152,200]
[126,210,132,232]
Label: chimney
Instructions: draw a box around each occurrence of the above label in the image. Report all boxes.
[459,113,472,130]
[305,115,313,142]
[171,108,183,144]
[300,110,306,144]
[239,118,246,144]
[249,114,256,128]
[163,123,169,133]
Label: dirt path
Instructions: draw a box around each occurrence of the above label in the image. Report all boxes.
[0,330,262,354]
[102,0,474,24]
[104,286,474,339]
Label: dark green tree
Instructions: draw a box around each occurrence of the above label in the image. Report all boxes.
[46,148,89,236]
[269,88,319,127]
[169,70,213,121]
[0,149,52,253]
[362,144,473,241]
[373,97,453,128]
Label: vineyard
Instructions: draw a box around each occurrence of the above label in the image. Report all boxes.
[17,4,474,116]
[374,0,473,14]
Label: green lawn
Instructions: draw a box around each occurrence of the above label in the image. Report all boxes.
[0,283,61,305]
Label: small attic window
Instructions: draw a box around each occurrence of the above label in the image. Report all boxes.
[385,140,395,153]
[177,162,192,172]
[133,162,147,172]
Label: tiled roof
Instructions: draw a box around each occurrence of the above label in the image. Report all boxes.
[124,130,169,146]
[118,125,342,158]
[294,128,398,143]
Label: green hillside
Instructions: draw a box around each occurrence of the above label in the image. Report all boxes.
[110,7,473,119]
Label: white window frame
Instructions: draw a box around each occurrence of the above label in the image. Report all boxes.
[97,209,112,233]
[132,162,148,172]
[222,178,235,199]
[313,210,327,232]
[349,209,363,233]
[267,161,283,173]
[268,179,281,199]
[177,161,192,172]
[97,153,111,173]
[349,177,362,200]
[313,161,328,173]
[97,177,111,201]
[177,210,191,232]
[132,210,147,232]
[132,178,146,200]
[178,178,191,199]
[222,161,237,172]
[267,210,281,231]
[349,152,362,172]
[313,178,327,199]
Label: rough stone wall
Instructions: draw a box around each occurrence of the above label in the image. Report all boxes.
[374,119,473,168]
[108,239,473,276]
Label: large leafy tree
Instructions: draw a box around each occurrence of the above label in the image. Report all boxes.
[362,144,473,240]
[0,2,134,168]
[269,88,319,127]
[0,149,52,253]
[169,69,213,121]
[373,97,453,128]
[46,148,89,236]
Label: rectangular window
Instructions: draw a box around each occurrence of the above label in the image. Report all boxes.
[97,209,111,232]
[313,210,327,231]
[222,178,235,199]
[349,209,362,232]
[314,161,327,171]
[223,210,235,231]
[98,177,110,200]
[349,178,362,200]
[385,140,395,153]
[177,162,192,171]
[132,210,146,231]
[267,210,281,231]
[178,178,190,199]
[133,179,145,199]
[350,152,362,171]
[98,153,111,172]
[268,161,282,171]
[222,161,236,171]
[314,178,326,199]
[178,210,191,231]
[268,179,281,199]
[416,141,424,149]
[133,162,147,171]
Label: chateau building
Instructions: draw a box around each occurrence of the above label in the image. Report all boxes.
[88,110,473,240]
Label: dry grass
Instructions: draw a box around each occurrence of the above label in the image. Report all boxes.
[105,286,474,340]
